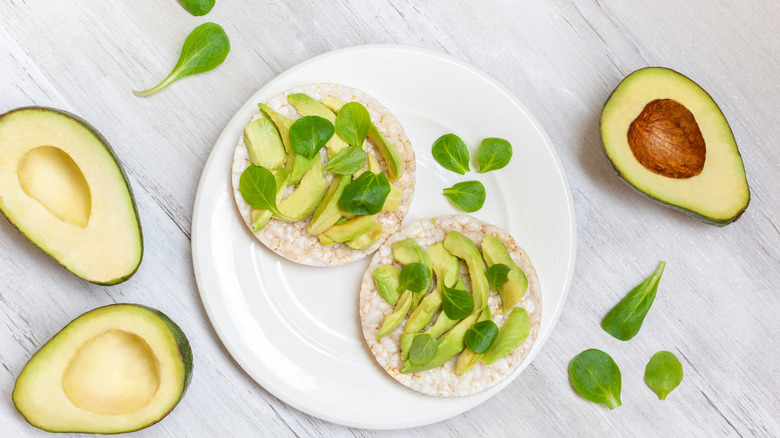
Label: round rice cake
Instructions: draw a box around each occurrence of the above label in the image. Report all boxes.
[359,215,542,397]
[231,83,416,266]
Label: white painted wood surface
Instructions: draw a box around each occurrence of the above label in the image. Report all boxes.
[1,0,778,436]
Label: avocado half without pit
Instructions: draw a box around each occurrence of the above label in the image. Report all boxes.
[600,67,750,226]
[0,107,142,283]
[13,304,192,434]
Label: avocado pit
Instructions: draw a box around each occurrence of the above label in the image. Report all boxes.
[627,98,706,179]
[62,330,160,416]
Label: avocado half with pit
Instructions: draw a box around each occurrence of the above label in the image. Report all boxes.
[0,107,142,283]
[600,67,750,226]
[13,304,192,434]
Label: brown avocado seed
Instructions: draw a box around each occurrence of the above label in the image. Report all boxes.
[627,98,706,179]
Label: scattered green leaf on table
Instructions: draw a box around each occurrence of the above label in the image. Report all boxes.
[335,102,371,148]
[477,137,513,173]
[134,22,230,97]
[602,261,666,341]
[324,146,366,174]
[398,263,432,293]
[289,116,335,159]
[339,171,391,215]
[409,334,437,365]
[178,0,215,16]
[464,320,499,354]
[442,284,473,320]
[486,263,511,290]
[645,351,683,400]
[443,181,486,212]
[432,134,470,174]
[569,348,622,410]
[239,165,279,212]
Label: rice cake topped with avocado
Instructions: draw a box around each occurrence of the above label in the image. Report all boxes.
[359,215,542,397]
[231,83,415,266]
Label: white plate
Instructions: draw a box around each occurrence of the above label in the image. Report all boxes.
[192,45,576,429]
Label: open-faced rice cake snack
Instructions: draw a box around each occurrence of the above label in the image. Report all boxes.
[231,83,415,266]
[359,215,542,397]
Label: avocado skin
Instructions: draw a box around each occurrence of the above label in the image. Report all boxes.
[599,67,750,226]
[12,304,192,434]
[0,107,144,284]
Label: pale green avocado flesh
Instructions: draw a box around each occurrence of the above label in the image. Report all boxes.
[600,67,750,226]
[13,304,192,434]
[0,107,142,284]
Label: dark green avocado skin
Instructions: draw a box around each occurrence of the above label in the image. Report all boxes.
[12,304,193,434]
[0,106,143,284]
[599,67,750,227]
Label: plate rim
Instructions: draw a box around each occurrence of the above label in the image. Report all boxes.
[191,43,577,429]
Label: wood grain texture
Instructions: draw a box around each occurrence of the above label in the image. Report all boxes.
[1,0,778,436]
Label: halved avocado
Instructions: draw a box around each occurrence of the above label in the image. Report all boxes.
[13,304,192,434]
[0,107,142,283]
[600,67,750,226]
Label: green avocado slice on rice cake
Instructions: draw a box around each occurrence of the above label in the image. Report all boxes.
[231,83,416,266]
[359,215,542,397]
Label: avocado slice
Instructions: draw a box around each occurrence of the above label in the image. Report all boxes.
[318,214,378,245]
[481,235,528,310]
[287,94,350,157]
[244,117,286,170]
[392,238,432,267]
[257,103,316,184]
[382,183,403,212]
[403,243,460,335]
[307,173,351,235]
[345,222,382,250]
[444,231,489,311]
[275,159,328,222]
[13,304,192,433]
[321,96,405,181]
[0,107,142,285]
[373,264,401,305]
[600,67,750,226]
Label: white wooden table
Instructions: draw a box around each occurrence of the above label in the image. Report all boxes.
[1,1,778,436]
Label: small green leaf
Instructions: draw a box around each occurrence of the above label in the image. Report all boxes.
[569,348,622,410]
[464,320,499,354]
[177,0,215,16]
[134,22,230,96]
[442,284,473,320]
[485,264,511,290]
[398,263,432,293]
[432,134,470,174]
[289,116,335,159]
[339,171,391,215]
[409,334,438,365]
[602,261,666,341]
[645,351,683,400]
[239,165,279,213]
[335,102,371,148]
[477,138,513,173]
[324,146,367,175]
[443,181,486,212]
